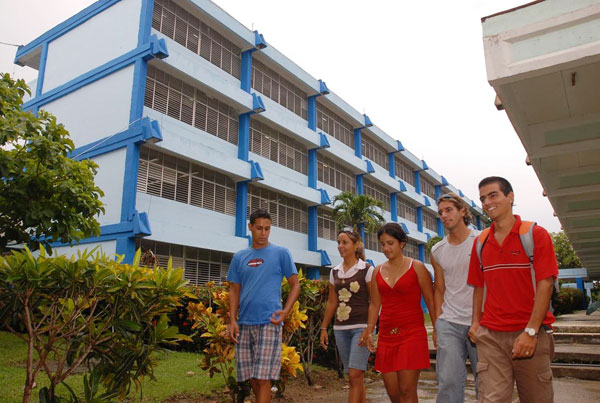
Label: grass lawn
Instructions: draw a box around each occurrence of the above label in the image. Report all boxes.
[0,331,225,402]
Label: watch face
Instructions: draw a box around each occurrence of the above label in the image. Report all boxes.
[526,328,535,336]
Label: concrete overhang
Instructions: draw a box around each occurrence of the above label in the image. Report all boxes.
[482,0,600,279]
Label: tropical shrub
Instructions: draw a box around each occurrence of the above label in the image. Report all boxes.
[0,248,192,403]
[281,272,329,386]
[188,280,305,402]
[553,287,585,315]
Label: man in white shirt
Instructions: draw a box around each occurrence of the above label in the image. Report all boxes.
[431,193,479,403]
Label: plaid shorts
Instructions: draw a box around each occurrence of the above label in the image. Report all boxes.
[235,323,282,382]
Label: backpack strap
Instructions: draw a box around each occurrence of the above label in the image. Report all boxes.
[476,228,491,270]
[475,228,491,307]
[519,221,537,293]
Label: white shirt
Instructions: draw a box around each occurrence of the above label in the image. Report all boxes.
[431,229,479,326]
[329,259,374,284]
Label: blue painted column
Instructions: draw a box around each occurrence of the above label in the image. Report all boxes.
[388,152,396,178]
[240,50,254,93]
[434,185,444,236]
[356,174,364,195]
[238,113,251,161]
[115,0,156,262]
[36,42,49,97]
[477,215,482,230]
[235,181,249,238]
[417,207,423,232]
[308,96,317,131]
[418,244,425,262]
[306,266,320,280]
[414,171,421,194]
[390,193,398,222]
[437,219,445,237]
[308,207,318,250]
[306,93,320,280]
[354,128,362,158]
[308,149,317,189]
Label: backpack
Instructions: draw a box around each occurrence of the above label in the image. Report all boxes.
[474,221,559,310]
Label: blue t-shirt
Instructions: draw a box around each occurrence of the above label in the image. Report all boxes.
[227,243,297,325]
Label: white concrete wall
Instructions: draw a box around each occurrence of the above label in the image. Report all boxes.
[43,0,142,92]
[136,192,247,254]
[43,65,134,147]
[144,107,250,180]
[92,148,127,225]
[251,155,320,205]
[51,240,117,259]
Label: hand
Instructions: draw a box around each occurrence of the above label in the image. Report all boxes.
[358,328,369,347]
[320,329,328,350]
[468,322,480,344]
[512,331,538,359]
[229,321,240,344]
[366,333,377,353]
[432,329,437,349]
[270,309,287,325]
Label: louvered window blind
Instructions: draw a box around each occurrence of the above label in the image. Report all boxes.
[363,177,390,212]
[145,65,239,145]
[361,134,388,170]
[364,231,382,252]
[404,239,419,260]
[250,120,308,174]
[317,207,337,241]
[423,210,438,232]
[317,154,356,194]
[397,197,417,223]
[137,146,236,216]
[394,156,415,186]
[316,103,354,149]
[137,239,232,285]
[421,177,436,199]
[251,59,308,120]
[247,185,308,234]
[153,0,241,78]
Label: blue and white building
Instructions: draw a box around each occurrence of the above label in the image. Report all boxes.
[15,0,486,282]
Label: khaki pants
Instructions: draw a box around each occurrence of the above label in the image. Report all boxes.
[475,326,554,403]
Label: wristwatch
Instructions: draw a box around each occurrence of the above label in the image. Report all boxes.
[524,327,537,337]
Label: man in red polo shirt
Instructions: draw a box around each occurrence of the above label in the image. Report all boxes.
[467,176,557,403]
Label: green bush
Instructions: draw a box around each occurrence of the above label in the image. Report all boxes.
[0,248,192,402]
[553,287,585,315]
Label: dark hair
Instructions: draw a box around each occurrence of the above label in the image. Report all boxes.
[478,176,513,196]
[437,192,472,226]
[337,227,366,261]
[377,222,407,245]
[249,208,271,224]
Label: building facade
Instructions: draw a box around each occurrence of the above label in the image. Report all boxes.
[16,0,485,283]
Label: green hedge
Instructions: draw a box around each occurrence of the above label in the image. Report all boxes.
[553,287,585,315]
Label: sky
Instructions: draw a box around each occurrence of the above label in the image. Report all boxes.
[0,0,563,233]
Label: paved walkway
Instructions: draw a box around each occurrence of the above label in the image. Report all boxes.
[314,310,600,402]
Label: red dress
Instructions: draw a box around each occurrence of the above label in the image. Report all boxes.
[374,261,430,372]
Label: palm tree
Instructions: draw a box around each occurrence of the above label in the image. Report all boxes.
[331,191,385,234]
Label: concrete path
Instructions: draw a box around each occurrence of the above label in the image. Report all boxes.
[325,310,600,402]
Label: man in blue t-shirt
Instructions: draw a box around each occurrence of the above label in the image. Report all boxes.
[228,208,300,402]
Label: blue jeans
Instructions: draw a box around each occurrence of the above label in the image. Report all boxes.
[334,328,370,373]
[435,318,478,403]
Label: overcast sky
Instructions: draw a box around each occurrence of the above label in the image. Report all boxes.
[0,0,563,232]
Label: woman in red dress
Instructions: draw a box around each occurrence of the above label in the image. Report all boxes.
[363,222,436,402]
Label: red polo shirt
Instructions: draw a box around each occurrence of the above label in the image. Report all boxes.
[467,215,558,332]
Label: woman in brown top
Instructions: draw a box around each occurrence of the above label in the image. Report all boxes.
[320,228,374,403]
